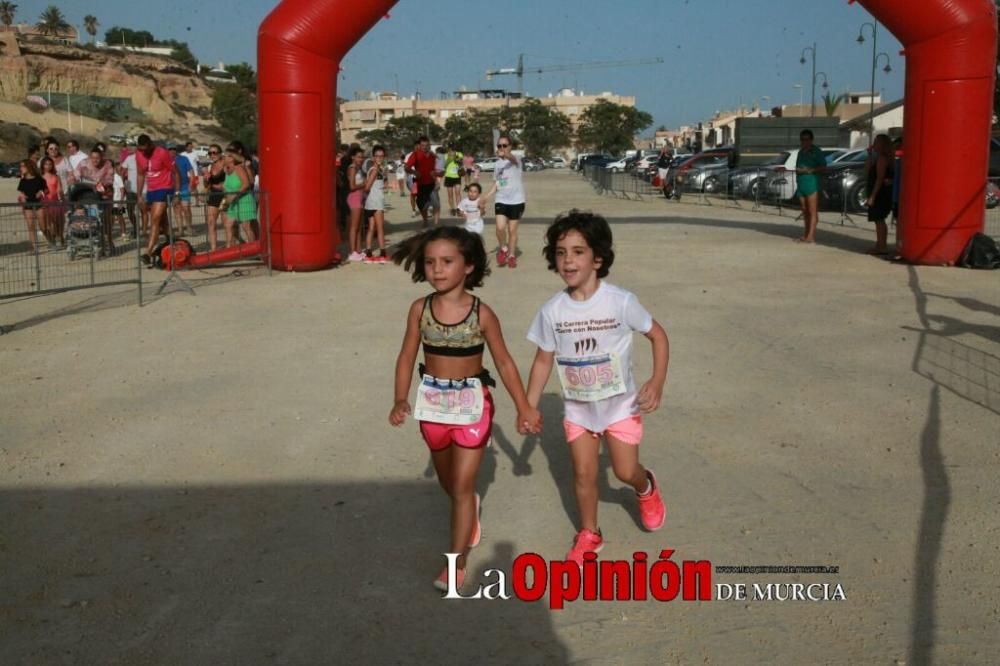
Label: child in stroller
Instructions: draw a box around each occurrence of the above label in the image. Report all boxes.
[65,184,104,260]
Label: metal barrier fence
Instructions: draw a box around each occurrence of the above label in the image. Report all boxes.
[1,190,271,303]
[581,165,661,200]
[0,199,143,301]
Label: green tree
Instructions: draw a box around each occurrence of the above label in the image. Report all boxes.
[212,83,256,142]
[168,41,197,69]
[576,99,653,155]
[510,99,572,157]
[36,5,69,37]
[104,26,154,47]
[822,92,844,118]
[83,14,98,43]
[225,62,256,92]
[0,2,17,31]
[357,114,443,155]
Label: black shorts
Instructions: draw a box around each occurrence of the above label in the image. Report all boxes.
[416,184,435,211]
[495,202,525,220]
[207,190,225,208]
[444,177,462,187]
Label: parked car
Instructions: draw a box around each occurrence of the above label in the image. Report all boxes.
[523,157,546,171]
[605,156,636,173]
[820,161,868,213]
[476,157,499,172]
[728,153,790,200]
[762,147,843,201]
[831,148,868,165]
[678,155,731,194]
[547,156,567,168]
[669,148,737,198]
[580,154,615,169]
[0,162,20,178]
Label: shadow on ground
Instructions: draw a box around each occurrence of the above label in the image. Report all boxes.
[1,482,569,664]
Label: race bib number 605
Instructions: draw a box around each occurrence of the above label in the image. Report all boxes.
[555,353,626,402]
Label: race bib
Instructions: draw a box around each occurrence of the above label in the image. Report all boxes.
[555,353,626,402]
[498,178,508,188]
[414,375,484,425]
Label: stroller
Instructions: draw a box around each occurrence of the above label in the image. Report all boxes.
[65,184,104,261]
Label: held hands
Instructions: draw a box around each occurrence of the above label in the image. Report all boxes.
[516,407,543,435]
[637,379,665,413]
[389,400,411,426]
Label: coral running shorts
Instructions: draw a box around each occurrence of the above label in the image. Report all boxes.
[564,415,643,445]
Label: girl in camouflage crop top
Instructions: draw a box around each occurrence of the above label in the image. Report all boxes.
[388,226,541,592]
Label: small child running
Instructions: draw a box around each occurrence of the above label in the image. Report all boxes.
[457,182,489,236]
[525,210,670,567]
[390,227,542,591]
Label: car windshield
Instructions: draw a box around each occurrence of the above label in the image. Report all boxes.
[763,152,789,165]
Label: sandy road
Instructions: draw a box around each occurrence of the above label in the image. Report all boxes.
[2,170,998,664]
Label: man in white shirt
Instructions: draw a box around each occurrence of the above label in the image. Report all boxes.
[65,140,87,171]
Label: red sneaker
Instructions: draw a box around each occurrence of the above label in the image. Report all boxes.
[506,256,517,268]
[566,528,604,568]
[637,470,666,531]
[496,247,508,266]
[434,566,465,592]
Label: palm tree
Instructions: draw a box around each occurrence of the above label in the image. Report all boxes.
[0,2,17,32]
[36,5,69,37]
[822,92,844,118]
[83,14,97,43]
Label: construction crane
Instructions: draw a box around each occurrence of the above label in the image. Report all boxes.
[485,54,665,95]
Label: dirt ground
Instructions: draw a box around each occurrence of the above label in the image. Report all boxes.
[2,170,998,664]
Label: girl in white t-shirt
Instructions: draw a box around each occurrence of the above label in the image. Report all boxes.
[457,182,489,235]
[525,210,670,568]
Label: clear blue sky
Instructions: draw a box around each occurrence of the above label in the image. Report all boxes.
[16,0,903,130]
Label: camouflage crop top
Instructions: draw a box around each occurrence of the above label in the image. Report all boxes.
[420,294,485,357]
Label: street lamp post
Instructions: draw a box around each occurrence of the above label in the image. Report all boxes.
[800,43,817,117]
[759,95,770,116]
[857,22,892,145]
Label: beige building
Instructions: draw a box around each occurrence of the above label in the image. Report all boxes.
[339,87,635,148]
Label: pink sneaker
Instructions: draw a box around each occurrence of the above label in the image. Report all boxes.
[469,492,482,548]
[434,566,465,592]
[566,528,604,568]
[637,470,666,531]
[496,247,508,266]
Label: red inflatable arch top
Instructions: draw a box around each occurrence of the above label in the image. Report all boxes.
[258,0,997,270]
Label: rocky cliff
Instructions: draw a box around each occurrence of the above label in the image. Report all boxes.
[0,35,216,128]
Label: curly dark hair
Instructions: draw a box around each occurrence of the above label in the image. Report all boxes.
[392,226,490,290]
[543,210,614,278]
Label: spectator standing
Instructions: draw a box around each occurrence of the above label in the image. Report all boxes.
[17,160,47,252]
[74,146,117,254]
[203,145,227,251]
[168,145,196,236]
[222,148,258,246]
[865,134,896,255]
[121,148,149,238]
[39,156,64,247]
[135,134,179,264]
[362,145,389,262]
[345,146,367,262]
[65,140,87,171]
[793,129,825,244]
[181,141,202,205]
[395,154,407,198]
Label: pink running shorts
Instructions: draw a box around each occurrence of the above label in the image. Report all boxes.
[564,415,643,445]
[419,388,494,451]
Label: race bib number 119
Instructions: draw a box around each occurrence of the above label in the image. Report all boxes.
[555,353,626,402]
[414,375,484,424]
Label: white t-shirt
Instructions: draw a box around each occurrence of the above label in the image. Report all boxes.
[113,173,125,203]
[527,281,653,432]
[458,196,484,234]
[67,151,87,170]
[494,157,525,205]
[121,153,138,193]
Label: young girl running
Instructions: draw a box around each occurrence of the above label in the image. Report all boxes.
[525,210,669,567]
[389,227,541,591]
[362,145,389,263]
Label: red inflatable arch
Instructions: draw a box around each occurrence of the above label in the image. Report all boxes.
[258,0,997,269]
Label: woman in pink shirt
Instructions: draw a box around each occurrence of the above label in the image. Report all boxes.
[39,156,64,247]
